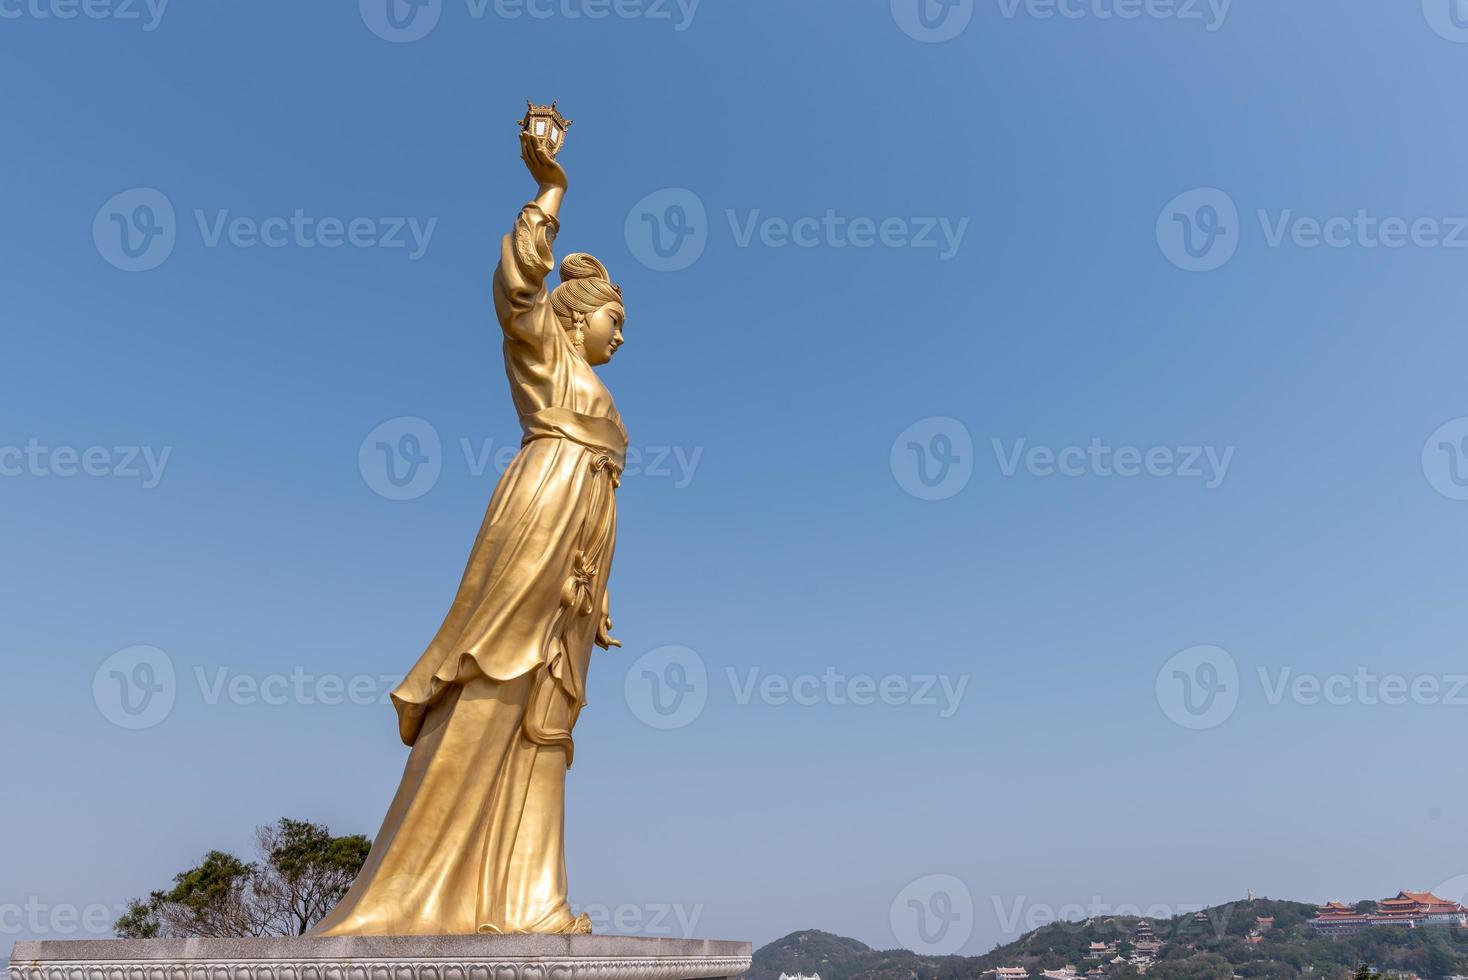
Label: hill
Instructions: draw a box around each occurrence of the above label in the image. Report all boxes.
[750,899,1468,980]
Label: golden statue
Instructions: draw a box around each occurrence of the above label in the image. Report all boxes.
[313,110,627,938]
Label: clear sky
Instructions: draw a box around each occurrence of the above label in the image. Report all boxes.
[4,0,1468,960]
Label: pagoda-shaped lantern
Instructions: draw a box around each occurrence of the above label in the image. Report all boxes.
[519,101,572,158]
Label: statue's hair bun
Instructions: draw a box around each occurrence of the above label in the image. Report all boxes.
[560,253,611,283]
[550,253,623,327]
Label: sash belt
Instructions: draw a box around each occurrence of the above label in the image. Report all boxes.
[520,407,627,475]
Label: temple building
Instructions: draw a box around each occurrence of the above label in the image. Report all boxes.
[1373,891,1468,928]
[1310,892,1468,935]
[1311,902,1372,936]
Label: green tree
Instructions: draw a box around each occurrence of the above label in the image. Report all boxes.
[115,819,369,938]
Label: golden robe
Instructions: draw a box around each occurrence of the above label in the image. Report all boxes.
[313,202,625,937]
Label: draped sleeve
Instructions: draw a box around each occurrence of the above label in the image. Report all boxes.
[492,202,560,345]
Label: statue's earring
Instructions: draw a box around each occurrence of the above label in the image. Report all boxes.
[571,312,588,353]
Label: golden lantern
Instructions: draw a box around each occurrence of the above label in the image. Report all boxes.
[519,100,572,158]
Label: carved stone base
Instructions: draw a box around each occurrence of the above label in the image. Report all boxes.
[8,936,753,980]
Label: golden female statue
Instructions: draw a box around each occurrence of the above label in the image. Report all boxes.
[313,126,627,938]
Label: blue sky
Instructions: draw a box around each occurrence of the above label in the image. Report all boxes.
[4,0,1468,959]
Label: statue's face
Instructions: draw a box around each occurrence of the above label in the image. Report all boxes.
[582,302,625,366]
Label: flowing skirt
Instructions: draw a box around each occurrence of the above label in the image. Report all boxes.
[314,428,620,937]
[311,668,588,936]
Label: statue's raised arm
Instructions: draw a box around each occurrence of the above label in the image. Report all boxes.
[492,131,571,343]
[521,129,567,222]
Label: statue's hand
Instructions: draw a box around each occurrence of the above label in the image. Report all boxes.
[520,131,568,193]
[595,615,621,651]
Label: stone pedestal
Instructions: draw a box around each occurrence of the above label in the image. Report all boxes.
[8,936,752,980]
